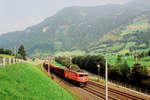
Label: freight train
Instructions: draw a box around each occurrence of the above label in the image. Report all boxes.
[43,63,88,87]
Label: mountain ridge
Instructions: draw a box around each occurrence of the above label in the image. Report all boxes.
[0,0,150,56]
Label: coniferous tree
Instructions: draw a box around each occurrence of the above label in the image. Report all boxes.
[18,44,26,60]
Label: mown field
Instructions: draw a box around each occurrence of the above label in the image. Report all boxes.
[0,62,76,100]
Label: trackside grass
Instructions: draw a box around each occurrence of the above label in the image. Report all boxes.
[0,62,76,100]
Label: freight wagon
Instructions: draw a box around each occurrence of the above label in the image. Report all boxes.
[49,63,88,86]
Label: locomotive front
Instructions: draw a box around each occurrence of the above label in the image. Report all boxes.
[76,72,88,86]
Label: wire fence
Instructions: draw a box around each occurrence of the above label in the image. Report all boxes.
[98,76,150,95]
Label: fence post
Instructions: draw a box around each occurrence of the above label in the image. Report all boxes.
[2,58,6,67]
[9,58,11,65]
[13,58,15,64]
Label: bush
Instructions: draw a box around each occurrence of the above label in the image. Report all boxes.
[16,54,23,59]
[120,61,130,82]
[108,68,121,81]
[4,49,12,55]
[131,64,148,84]
[140,52,147,58]
[70,64,80,70]
[117,55,122,64]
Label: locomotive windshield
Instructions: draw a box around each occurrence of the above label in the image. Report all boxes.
[79,74,88,77]
[84,74,88,77]
[79,74,84,77]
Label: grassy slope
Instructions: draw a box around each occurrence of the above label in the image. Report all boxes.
[0,63,75,100]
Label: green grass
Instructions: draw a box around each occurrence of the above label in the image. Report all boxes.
[125,42,136,49]
[89,77,105,85]
[0,62,76,100]
[108,43,124,51]
[0,54,14,58]
[108,56,150,67]
[108,56,135,67]
[120,17,150,36]
[54,50,85,56]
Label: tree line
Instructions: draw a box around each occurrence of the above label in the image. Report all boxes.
[55,55,149,90]
[0,48,12,55]
[0,44,27,60]
[124,49,150,58]
[139,50,150,58]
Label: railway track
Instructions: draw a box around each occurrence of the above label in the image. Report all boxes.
[43,64,147,100]
[88,81,145,100]
[83,87,117,100]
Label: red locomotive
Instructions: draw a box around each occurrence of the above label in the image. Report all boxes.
[43,63,88,86]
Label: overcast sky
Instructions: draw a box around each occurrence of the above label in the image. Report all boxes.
[0,0,131,35]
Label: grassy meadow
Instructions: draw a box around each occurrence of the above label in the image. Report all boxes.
[0,62,76,100]
[108,56,150,67]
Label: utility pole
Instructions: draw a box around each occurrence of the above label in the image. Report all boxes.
[14,45,16,58]
[70,56,72,69]
[105,59,108,100]
[48,56,50,75]
[52,56,55,62]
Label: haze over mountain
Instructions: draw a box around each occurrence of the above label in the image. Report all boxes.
[0,0,150,56]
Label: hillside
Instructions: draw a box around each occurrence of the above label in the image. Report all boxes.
[0,0,150,56]
[89,11,150,54]
[0,63,76,100]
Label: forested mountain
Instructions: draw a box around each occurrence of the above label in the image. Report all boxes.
[0,0,150,56]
